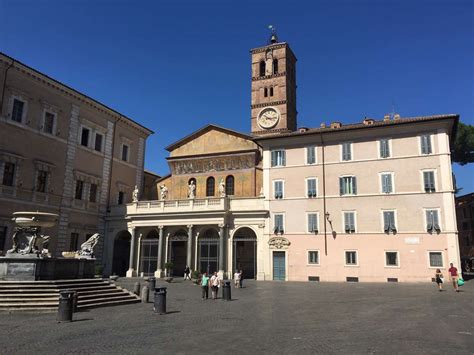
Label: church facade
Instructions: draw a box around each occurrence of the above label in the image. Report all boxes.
[105,34,460,282]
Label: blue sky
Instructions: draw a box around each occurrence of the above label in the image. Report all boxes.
[1,0,473,193]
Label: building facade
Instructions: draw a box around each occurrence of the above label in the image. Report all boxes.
[0,52,153,262]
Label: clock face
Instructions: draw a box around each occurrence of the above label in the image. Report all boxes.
[257,107,280,129]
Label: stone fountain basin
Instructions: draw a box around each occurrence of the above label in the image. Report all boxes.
[12,212,59,228]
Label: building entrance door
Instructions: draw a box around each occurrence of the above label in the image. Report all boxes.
[112,231,131,277]
[198,229,219,274]
[170,241,187,276]
[140,239,158,276]
[233,227,257,279]
[273,251,286,281]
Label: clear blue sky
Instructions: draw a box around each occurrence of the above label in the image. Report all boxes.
[1,0,473,193]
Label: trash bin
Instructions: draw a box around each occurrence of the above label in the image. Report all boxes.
[57,290,75,322]
[154,287,167,314]
[222,281,231,301]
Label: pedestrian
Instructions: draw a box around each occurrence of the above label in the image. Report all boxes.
[210,271,220,299]
[239,270,244,288]
[200,272,209,300]
[234,270,240,288]
[184,265,191,280]
[448,263,459,292]
[434,269,444,291]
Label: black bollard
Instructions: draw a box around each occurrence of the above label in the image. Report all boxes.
[133,282,141,295]
[57,290,75,322]
[222,281,231,301]
[153,287,167,314]
[148,277,156,300]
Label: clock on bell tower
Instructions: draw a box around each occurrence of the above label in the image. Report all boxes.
[250,31,297,135]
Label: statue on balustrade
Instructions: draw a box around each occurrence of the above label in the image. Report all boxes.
[188,180,196,199]
[160,184,168,200]
[219,178,226,197]
[132,185,139,202]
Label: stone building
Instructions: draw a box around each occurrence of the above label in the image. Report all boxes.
[455,192,474,258]
[0,52,153,262]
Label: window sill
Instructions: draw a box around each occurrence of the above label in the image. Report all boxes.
[306,264,320,267]
[344,264,359,268]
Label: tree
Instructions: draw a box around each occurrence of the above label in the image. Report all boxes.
[452,122,474,165]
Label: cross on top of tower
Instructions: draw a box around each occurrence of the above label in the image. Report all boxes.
[268,25,279,44]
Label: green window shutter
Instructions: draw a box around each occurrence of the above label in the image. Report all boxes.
[339,177,344,195]
[352,177,357,195]
[271,151,276,167]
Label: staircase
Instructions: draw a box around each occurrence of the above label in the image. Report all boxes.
[0,279,141,312]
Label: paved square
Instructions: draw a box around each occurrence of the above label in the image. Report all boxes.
[1,280,473,354]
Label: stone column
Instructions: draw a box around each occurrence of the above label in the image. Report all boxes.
[186,225,193,269]
[155,226,164,278]
[218,223,226,278]
[126,227,136,277]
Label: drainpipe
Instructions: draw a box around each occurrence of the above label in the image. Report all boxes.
[0,59,14,116]
[320,132,328,256]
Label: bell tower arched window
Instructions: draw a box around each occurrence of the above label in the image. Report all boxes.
[273,59,278,74]
[259,61,266,77]
[264,87,268,97]
[270,87,274,96]
[225,175,234,196]
[206,177,215,197]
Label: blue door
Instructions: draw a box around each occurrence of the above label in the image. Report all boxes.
[273,251,286,281]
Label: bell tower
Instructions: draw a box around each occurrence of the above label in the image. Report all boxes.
[250,30,297,135]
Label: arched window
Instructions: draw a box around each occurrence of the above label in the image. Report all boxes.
[270,87,274,96]
[225,175,234,196]
[273,59,278,74]
[259,61,266,77]
[206,177,215,197]
[264,87,268,97]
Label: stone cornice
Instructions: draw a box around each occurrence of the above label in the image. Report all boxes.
[250,43,288,54]
[251,72,286,81]
[251,100,287,109]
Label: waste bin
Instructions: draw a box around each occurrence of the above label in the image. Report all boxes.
[222,281,231,301]
[57,290,75,322]
[154,287,167,314]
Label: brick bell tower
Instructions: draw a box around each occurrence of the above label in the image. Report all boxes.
[250,29,297,135]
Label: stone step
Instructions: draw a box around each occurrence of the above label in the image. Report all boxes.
[77,289,125,296]
[0,307,58,313]
[0,289,59,293]
[0,284,58,289]
[0,301,59,307]
[0,294,58,298]
[0,278,106,285]
[78,292,129,300]
[77,297,140,310]
[0,297,59,303]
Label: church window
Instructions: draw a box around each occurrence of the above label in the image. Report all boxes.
[264,88,268,97]
[270,87,274,96]
[225,175,234,196]
[259,61,266,77]
[206,177,215,197]
[273,59,278,74]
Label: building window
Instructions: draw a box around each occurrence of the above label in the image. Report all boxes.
[385,252,399,267]
[308,213,318,233]
[270,87,274,96]
[0,226,7,251]
[341,142,352,161]
[273,59,278,74]
[344,212,356,233]
[306,146,316,164]
[43,112,55,134]
[121,144,129,162]
[80,128,90,147]
[89,183,98,203]
[429,252,443,267]
[70,233,79,252]
[345,251,358,265]
[339,176,357,195]
[383,211,397,234]
[264,87,268,97]
[423,171,436,193]
[225,175,234,196]
[307,178,317,198]
[274,180,284,199]
[2,162,15,186]
[463,222,469,231]
[118,191,125,205]
[308,251,319,264]
[426,210,441,233]
[75,180,84,200]
[259,61,266,76]
[274,214,284,234]
[206,177,215,197]
[94,133,103,152]
[271,149,286,167]
[11,99,25,123]
[36,171,48,193]
[379,138,390,158]
[420,134,432,154]
[381,173,393,194]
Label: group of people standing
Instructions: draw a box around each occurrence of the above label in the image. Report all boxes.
[435,263,463,292]
[198,270,244,300]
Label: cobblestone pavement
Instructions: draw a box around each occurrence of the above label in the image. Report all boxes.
[1,280,473,354]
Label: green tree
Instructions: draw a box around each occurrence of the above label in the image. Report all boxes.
[452,122,474,165]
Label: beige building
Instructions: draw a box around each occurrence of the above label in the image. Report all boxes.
[0,52,153,264]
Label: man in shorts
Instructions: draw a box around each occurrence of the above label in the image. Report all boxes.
[448,263,459,292]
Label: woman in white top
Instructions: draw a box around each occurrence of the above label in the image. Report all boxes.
[234,271,241,288]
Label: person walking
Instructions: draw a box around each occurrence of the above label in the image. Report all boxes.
[234,270,241,288]
[210,272,220,299]
[184,265,191,280]
[448,263,459,292]
[434,269,444,291]
[239,270,244,288]
[200,272,209,300]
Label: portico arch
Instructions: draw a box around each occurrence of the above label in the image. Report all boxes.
[112,230,131,277]
[140,229,159,277]
[232,227,257,279]
[198,228,219,274]
[168,229,188,277]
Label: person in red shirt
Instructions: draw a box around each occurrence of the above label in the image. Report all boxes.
[448,263,459,292]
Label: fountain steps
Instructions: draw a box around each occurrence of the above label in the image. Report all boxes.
[0,279,140,312]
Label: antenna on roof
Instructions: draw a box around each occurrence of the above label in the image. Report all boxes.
[268,25,279,44]
[390,100,396,119]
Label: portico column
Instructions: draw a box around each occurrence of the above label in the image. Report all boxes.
[126,227,136,277]
[218,223,226,278]
[187,225,193,269]
[155,225,164,278]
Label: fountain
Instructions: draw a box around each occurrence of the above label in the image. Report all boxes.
[0,212,99,280]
